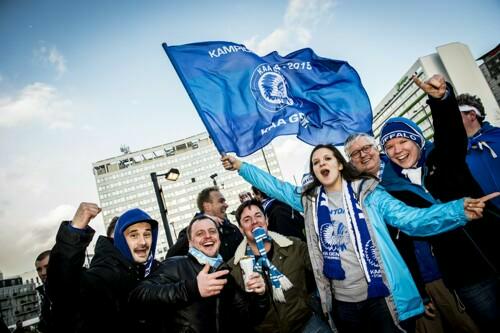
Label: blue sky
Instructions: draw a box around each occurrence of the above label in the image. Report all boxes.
[0,0,499,276]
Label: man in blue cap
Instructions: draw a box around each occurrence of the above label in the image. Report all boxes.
[48,202,158,333]
[380,74,499,332]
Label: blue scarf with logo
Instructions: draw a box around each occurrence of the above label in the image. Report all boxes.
[316,181,389,298]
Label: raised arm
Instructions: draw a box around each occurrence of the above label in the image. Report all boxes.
[221,155,304,212]
[413,74,468,164]
[47,203,100,330]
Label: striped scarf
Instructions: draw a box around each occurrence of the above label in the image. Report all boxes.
[246,227,293,302]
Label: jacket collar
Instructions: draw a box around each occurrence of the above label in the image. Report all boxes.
[233,231,292,264]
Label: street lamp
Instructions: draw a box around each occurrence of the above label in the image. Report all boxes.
[150,168,180,247]
[210,173,218,186]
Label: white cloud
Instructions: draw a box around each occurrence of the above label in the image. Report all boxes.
[35,44,67,77]
[245,0,336,55]
[0,82,73,128]
[18,204,76,254]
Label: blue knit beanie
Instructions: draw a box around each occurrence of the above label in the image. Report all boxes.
[380,117,425,152]
[114,208,158,275]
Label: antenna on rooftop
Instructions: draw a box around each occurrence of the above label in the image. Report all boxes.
[120,145,130,154]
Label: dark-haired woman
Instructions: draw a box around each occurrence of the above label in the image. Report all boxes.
[222,145,495,333]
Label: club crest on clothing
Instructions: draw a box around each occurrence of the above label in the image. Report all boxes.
[319,221,348,254]
[363,240,379,269]
[250,63,296,112]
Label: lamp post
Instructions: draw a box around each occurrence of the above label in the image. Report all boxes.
[150,168,180,247]
[210,173,218,186]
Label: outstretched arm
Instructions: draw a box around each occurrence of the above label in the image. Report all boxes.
[221,155,304,212]
[369,186,499,236]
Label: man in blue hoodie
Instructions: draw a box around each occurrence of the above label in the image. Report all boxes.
[457,93,500,210]
[48,202,158,333]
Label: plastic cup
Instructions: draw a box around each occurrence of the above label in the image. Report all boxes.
[239,256,255,292]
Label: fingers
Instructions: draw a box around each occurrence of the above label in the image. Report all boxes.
[220,155,241,171]
[197,267,229,298]
[245,273,265,294]
[221,156,234,170]
[72,202,101,229]
[427,74,445,89]
[480,192,500,203]
[201,264,211,273]
[411,74,424,89]
[210,269,229,279]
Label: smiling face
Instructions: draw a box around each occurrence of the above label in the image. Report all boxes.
[238,204,268,243]
[124,222,153,264]
[384,137,421,169]
[311,147,343,192]
[188,218,221,258]
[346,137,380,176]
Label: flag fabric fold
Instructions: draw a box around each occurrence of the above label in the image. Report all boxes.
[164,41,372,157]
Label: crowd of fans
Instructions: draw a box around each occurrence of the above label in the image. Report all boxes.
[26,75,498,333]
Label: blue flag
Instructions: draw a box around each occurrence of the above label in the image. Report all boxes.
[164,41,372,157]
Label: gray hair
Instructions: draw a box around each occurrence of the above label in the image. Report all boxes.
[344,133,378,158]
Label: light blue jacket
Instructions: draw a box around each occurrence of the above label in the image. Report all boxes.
[239,162,468,323]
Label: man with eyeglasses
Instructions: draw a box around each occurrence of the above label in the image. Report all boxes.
[344,134,382,177]
[344,132,479,333]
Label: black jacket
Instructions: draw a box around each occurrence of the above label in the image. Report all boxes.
[424,88,500,288]
[47,222,158,333]
[36,284,52,333]
[383,87,500,289]
[264,199,306,242]
[167,218,243,261]
[130,254,268,333]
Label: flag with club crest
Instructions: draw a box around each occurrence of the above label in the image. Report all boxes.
[163,41,372,156]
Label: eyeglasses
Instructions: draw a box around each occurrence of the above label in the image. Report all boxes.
[349,144,374,160]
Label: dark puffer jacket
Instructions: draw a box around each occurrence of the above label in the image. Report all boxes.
[129,254,268,333]
[47,222,159,333]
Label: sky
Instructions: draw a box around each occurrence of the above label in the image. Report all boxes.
[0,0,499,277]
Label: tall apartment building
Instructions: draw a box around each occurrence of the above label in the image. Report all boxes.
[92,132,282,260]
[373,42,500,140]
[0,277,39,327]
[478,44,500,106]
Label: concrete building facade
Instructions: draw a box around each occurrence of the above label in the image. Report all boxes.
[373,42,500,141]
[0,277,39,327]
[478,44,500,106]
[92,132,282,260]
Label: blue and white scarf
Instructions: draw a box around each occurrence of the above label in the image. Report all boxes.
[188,247,223,269]
[246,227,293,302]
[261,198,276,213]
[316,181,389,298]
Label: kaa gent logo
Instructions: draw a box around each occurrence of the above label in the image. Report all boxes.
[250,63,295,112]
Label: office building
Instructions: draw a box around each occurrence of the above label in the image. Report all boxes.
[373,42,500,141]
[92,132,282,260]
[0,277,39,327]
[478,44,500,106]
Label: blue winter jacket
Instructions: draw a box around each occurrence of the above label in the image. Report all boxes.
[466,122,500,209]
[239,162,468,321]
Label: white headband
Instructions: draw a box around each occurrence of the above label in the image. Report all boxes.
[459,104,483,118]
